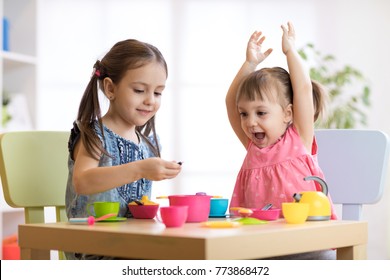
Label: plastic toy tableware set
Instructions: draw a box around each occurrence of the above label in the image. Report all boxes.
[209,197,229,217]
[156,192,212,223]
[156,192,238,228]
[221,204,279,226]
[128,195,160,219]
[69,201,125,224]
[200,204,277,228]
[68,176,332,228]
[281,176,332,224]
[69,213,118,225]
[207,175,332,227]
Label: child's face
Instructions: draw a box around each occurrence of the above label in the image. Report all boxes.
[237,95,292,148]
[107,61,167,127]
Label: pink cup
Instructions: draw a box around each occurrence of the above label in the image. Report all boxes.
[160,206,188,228]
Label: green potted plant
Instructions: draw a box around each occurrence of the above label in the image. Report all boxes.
[2,91,12,127]
[298,43,371,129]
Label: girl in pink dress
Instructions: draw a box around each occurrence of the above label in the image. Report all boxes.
[226,22,337,220]
[226,21,337,260]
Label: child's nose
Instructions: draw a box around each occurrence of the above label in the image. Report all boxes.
[144,92,156,105]
[247,115,257,127]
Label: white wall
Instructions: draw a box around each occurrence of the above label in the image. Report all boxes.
[312,0,390,260]
[37,0,390,259]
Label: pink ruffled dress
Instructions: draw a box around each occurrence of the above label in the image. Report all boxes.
[230,125,337,219]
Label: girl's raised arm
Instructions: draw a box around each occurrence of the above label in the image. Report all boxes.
[281,22,314,152]
[226,31,272,148]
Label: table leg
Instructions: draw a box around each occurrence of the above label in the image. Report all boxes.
[337,244,367,260]
[20,247,50,260]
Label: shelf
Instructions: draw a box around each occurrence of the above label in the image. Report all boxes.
[1,51,37,68]
[1,0,38,259]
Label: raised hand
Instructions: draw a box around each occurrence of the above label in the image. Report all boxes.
[246,31,273,66]
[226,29,272,149]
[281,22,296,55]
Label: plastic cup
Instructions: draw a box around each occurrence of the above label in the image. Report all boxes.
[282,202,309,224]
[209,198,229,216]
[87,201,120,219]
[160,206,188,228]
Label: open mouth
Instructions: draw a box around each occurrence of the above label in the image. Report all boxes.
[254,132,265,140]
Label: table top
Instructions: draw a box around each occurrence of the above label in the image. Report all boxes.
[18,218,368,260]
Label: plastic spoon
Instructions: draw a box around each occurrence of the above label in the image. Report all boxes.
[201,221,241,228]
[229,207,267,225]
[261,203,273,210]
[133,200,144,205]
[69,213,117,225]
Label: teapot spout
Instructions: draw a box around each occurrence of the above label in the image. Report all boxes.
[293,193,302,202]
[303,176,328,195]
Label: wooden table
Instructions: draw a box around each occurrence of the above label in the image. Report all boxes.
[18,218,367,260]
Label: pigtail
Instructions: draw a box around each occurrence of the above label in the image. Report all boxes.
[311,80,328,122]
[76,60,108,160]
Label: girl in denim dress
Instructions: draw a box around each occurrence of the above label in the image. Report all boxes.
[226,22,336,259]
[65,39,182,260]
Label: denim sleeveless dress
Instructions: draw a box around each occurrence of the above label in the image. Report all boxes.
[66,121,158,219]
[65,121,158,259]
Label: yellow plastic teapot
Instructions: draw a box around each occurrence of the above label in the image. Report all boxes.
[293,176,331,221]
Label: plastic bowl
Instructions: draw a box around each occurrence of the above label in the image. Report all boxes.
[167,195,212,222]
[282,203,309,224]
[209,198,229,217]
[250,208,281,221]
[128,204,159,219]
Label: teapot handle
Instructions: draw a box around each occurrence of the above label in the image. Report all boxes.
[303,176,328,196]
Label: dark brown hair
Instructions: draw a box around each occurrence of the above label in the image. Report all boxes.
[76,39,167,160]
[236,67,327,122]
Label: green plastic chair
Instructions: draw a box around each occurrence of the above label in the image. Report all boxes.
[0,131,70,259]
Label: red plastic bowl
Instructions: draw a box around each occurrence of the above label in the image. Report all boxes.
[250,208,281,221]
[128,204,159,219]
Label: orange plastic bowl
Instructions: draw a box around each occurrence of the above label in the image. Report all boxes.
[250,208,281,221]
[128,204,159,219]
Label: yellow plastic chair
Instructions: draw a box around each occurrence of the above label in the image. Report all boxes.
[0,131,70,259]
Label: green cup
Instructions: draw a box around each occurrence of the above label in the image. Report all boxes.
[87,201,120,219]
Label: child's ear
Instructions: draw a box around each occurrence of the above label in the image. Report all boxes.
[103,77,115,100]
[284,104,293,123]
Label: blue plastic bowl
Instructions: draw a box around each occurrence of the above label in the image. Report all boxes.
[209,198,229,217]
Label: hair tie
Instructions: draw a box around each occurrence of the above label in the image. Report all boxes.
[92,60,108,79]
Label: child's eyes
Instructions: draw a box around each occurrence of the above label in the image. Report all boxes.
[134,89,162,96]
[239,111,266,118]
